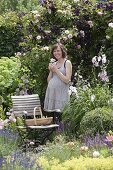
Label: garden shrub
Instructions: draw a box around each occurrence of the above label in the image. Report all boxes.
[0,57,21,93]
[62,84,112,136]
[79,107,113,137]
[0,12,22,57]
[19,46,51,102]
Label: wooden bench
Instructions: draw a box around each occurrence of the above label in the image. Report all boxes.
[11,94,59,145]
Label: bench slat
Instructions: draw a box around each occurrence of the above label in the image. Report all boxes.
[11,94,39,98]
[17,124,59,129]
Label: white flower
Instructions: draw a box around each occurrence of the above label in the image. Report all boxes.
[36,35,41,40]
[78,75,82,79]
[57,10,63,13]
[102,54,107,64]
[80,30,85,37]
[97,11,103,16]
[6,112,11,115]
[29,141,35,145]
[9,114,16,123]
[74,0,79,2]
[80,146,88,151]
[50,58,56,63]
[15,52,22,56]
[87,21,93,28]
[106,35,110,39]
[90,94,95,102]
[92,56,97,64]
[108,22,113,28]
[62,10,67,15]
[34,13,40,18]
[93,151,100,158]
[32,10,39,14]
[67,34,73,39]
[42,46,49,51]
[94,61,99,67]
[69,89,72,96]
[65,30,70,35]
[68,5,71,8]
[69,86,78,96]
[69,86,77,94]
[98,70,109,82]
[44,30,51,34]
[98,56,101,62]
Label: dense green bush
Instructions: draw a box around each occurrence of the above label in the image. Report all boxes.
[0,0,41,14]
[0,57,20,93]
[62,85,112,136]
[79,107,113,137]
[0,12,22,57]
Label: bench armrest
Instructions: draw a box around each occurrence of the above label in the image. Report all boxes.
[33,106,43,119]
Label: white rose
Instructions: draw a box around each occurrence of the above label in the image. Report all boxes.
[50,58,56,63]
[102,54,107,64]
[65,30,70,35]
[36,35,41,40]
[42,46,49,51]
[90,94,95,102]
[68,34,73,39]
[108,22,113,28]
[93,151,100,158]
[74,0,79,2]
[106,35,110,39]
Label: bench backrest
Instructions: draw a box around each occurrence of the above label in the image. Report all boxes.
[11,94,42,116]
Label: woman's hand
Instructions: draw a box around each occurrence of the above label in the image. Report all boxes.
[50,64,57,72]
[48,63,57,72]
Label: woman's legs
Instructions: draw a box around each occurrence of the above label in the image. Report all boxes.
[53,112,62,123]
[44,111,62,123]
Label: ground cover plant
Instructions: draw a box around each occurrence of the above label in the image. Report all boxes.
[38,133,113,170]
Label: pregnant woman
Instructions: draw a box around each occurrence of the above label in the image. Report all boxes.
[44,43,72,122]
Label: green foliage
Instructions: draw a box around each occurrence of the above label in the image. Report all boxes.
[0,12,22,57]
[40,136,81,163]
[39,156,113,170]
[0,57,20,93]
[0,0,41,14]
[20,46,50,100]
[62,85,112,136]
[79,107,113,137]
[0,56,21,113]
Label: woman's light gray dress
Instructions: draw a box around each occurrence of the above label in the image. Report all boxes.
[44,61,70,112]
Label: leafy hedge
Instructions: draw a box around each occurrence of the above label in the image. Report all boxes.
[0,12,22,57]
[79,107,113,137]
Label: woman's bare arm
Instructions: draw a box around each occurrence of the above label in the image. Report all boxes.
[47,71,53,83]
